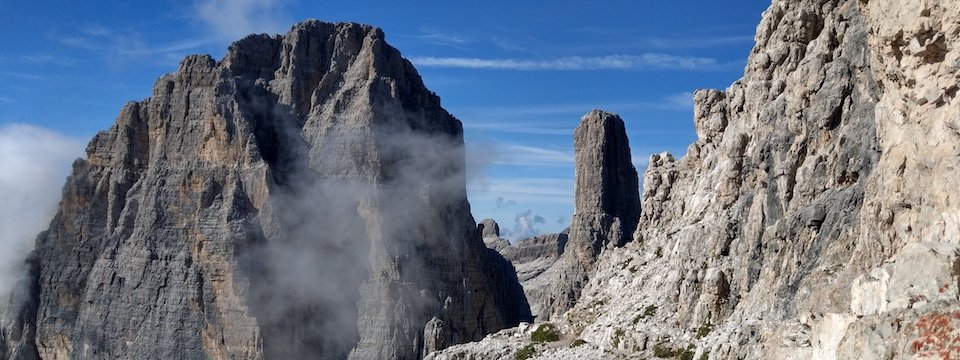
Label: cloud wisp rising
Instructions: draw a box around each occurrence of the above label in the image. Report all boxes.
[409,54,718,71]
[194,0,293,41]
[0,124,85,298]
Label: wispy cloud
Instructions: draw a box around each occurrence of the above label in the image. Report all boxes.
[0,124,86,297]
[494,144,573,166]
[457,92,699,123]
[643,35,755,49]
[490,36,528,52]
[0,96,15,103]
[194,0,292,41]
[58,25,215,64]
[410,54,717,71]
[409,28,469,46]
[463,122,572,136]
[18,55,75,66]
[468,177,574,205]
[664,91,694,110]
[0,71,43,81]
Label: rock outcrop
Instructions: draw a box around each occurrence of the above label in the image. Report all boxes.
[481,223,570,320]
[479,219,510,252]
[0,20,529,360]
[431,0,960,359]
[540,110,640,320]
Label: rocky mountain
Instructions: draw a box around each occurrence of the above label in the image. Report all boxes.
[0,20,530,360]
[430,0,960,359]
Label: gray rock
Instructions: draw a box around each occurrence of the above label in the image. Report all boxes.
[1,20,529,360]
[540,110,641,320]
[479,219,510,252]
[478,219,500,238]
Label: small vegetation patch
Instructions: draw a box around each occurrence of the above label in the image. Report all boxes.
[696,323,713,339]
[634,305,659,324]
[531,323,561,343]
[611,329,625,348]
[515,344,537,360]
[653,344,678,358]
[655,247,663,258]
[699,351,710,360]
[653,344,696,360]
[570,339,587,348]
[644,305,658,317]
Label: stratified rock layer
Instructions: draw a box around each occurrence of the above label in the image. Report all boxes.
[0,20,529,360]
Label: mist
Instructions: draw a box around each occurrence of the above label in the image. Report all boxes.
[230,92,489,358]
[0,124,85,298]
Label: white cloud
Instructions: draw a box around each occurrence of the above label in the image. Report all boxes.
[463,122,573,136]
[494,144,573,166]
[643,35,755,49]
[409,54,717,71]
[195,0,293,41]
[410,28,468,46]
[0,124,86,297]
[664,91,695,110]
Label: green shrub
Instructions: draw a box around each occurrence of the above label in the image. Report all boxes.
[570,339,587,348]
[515,345,537,360]
[655,247,663,258]
[531,323,560,343]
[700,351,710,360]
[695,323,713,339]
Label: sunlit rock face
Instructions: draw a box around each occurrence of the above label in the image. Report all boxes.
[429,0,960,359]
[0,20,530,360]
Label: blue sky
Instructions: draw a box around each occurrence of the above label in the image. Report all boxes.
[0,1,769,240]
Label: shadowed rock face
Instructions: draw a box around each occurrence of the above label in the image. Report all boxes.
[478,219,570,319]
[0,20,529,360]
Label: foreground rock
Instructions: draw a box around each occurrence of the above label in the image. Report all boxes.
[430,0,960,358]
[0,20,529,360]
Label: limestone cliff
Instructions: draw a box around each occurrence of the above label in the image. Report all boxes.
[0,20,529,360]
[430,0,960,359]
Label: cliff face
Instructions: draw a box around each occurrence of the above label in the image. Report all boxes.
[431,0,960,359]
[0,20,529,360]
[568,0,960,358]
